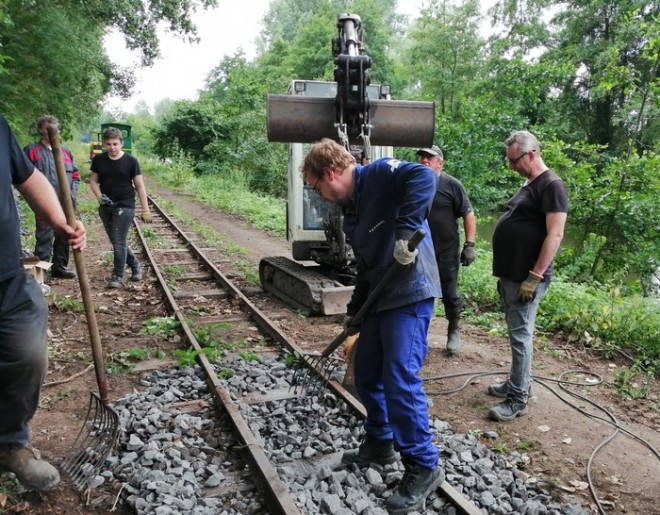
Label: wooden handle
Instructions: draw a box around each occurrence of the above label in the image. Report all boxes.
[47,127,110,404]
[321,228,426,357]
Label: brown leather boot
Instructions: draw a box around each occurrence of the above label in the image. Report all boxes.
[0,446,60,491]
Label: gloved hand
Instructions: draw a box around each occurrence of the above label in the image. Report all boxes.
[518,271,543,301]
[460,242,476,266]
[139,210,153,223]
[393,239,418,266]
[98,194,113,206]
[342,315,360,336]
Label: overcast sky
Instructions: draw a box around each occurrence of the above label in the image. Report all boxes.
[104,1,425,113]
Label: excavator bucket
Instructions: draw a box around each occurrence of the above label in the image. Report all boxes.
[267,94,436,148]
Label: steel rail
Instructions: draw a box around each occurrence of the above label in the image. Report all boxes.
[135,195,481,515]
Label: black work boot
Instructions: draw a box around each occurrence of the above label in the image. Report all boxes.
[0,446,60,491]
[385,459,444,514]
[445,307,461,356]
[50,267,77,279]
[341,434,400,467]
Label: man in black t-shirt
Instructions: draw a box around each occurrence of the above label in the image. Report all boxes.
[0,114,86,491]
[89,127,152,289]
[489,131,569,422]
[418,145,477,356]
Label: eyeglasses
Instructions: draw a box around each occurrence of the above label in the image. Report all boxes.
[310,175,322,192]
[505,152,529,165]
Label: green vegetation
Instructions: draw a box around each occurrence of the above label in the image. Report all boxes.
[238,350,260,363]
[613,367,654,399]
[459,247,660,375]
[491,443,509,454]
[140,317,181,338]
[40,390,71,410]
[107,347,166,374]
[163,264,191,275]
[52,294,84,313]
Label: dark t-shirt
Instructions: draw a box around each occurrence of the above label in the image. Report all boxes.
[90,152,141,208]
[492,170,569,283]
[427,173,473,260]
[0,115,35,280]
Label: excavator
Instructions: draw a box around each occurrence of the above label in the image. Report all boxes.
[261,13,435,315]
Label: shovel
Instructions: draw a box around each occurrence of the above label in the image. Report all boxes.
[46,126,120,492]
[293,229,426,391]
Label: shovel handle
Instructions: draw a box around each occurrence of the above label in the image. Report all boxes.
[47,127,110,404]
[321,228,426,357]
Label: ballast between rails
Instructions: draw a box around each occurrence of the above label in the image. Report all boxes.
[129,195,481,515]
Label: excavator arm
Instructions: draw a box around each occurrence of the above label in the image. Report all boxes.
[261,13,435,315]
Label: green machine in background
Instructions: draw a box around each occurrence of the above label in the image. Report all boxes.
[89,122,132,161]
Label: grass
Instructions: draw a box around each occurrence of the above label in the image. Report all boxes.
[143,157,660,378]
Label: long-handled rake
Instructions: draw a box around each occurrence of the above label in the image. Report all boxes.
[47,127,120,492]
[292,230,426,392]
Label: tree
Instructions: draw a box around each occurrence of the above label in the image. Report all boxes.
[0,0,217,132]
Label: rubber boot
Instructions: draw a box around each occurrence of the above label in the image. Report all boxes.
[341,434,400,467]
[0,446,60,491]
[385,459,444,514]
[445,307,461,356]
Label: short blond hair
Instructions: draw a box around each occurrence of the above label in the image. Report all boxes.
[301,138,356,184]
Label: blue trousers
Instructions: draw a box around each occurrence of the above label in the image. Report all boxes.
[354,298,438,469]
[498,278,550,402]
[99,205,139,279]
[0,273,48,447]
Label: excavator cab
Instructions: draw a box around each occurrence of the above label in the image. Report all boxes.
[260,14,436,315]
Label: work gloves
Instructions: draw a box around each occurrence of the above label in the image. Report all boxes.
[98,194,113,206]
[139,210,153,223]
[393,239,418,266]
[342,315,360,336]
[518,271,543,302]
[460,242,476,266]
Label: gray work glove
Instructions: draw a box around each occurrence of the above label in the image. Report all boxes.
[98,194,113,206]
[343,315,360,336]
[393,239,418,266]
[460,242,476,266]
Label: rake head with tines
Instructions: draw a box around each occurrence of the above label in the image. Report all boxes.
[60,392,121,492]
[290,327,351,392]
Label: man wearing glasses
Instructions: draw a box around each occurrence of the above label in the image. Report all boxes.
[417,145,477,356]
[301,138,443,513]
[489,131,569,421]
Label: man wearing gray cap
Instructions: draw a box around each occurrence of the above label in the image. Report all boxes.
[417,145,477,355]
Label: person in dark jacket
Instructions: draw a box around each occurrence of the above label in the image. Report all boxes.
[489,130,568,421]
[0,113,86,491]
[24,115,80,279]
[417,145,477,355]
[301,138,443,514]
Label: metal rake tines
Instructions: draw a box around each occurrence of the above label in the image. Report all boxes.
[61,392,121,492]
[290,354,345,395]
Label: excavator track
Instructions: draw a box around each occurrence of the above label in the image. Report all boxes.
[259,256,353,315]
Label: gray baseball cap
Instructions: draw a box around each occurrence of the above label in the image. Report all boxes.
[416,145,443,158]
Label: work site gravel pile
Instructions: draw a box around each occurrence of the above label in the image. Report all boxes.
[97,356,591,514]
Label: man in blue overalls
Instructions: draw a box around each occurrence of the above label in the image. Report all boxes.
[301,138,443,514]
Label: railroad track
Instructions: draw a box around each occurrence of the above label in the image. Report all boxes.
[109,195,482,514]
